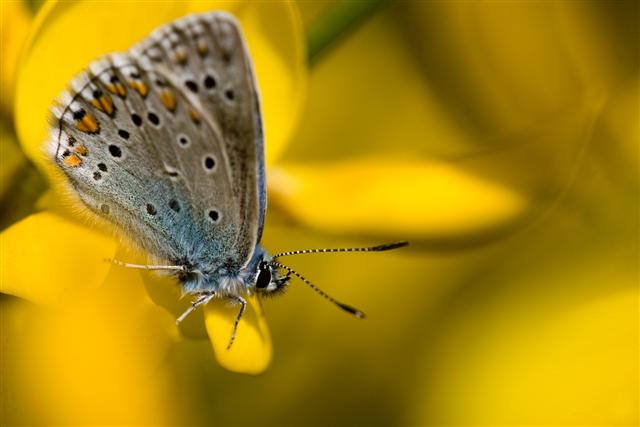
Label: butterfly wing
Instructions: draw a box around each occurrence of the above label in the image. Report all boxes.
[48,12,264,277]
[131,11,266,259]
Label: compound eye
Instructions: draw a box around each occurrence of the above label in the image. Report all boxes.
[256,267,271,289]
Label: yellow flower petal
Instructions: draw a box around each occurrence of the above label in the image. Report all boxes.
[410,259,638,424]
[204,294,271,375]
[269,159,528,242]
[0,211,116,305]
[403,2,625,134]
[0,121,27,200]
[0,0,31,116]
[141,267,210,340]
[290,6,476,161]
[15,0,305,176]
[10,257,179,424]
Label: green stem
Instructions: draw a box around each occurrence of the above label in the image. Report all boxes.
[306,0,386,66]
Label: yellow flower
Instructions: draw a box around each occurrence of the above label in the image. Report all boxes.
[288,2,638,426]
[1,0,551,382]
[2,0,635,425]
[5,0,305,384]
[0,0,31,117]
[0,1,32,203]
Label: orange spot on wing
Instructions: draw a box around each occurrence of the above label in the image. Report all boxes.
[100,95,114,115]
[63,153,82,167]
[175,50,188,65]
[74,144,88,156]
[129,80,148,97]
[76,113,100,133]
[197,40,208,56]
[189,108,200,125]
[106,83,126,97]
[160,90,176,112]
[91,95,114,116]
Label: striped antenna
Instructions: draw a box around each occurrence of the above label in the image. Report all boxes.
[271,261,366,319]
[272,241,408,260]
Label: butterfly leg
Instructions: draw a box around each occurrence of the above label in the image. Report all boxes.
[176,291,216,325]
[108,258,188,272]
[226,296,247,350]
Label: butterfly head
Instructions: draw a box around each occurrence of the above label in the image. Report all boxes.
[253,257,290,296]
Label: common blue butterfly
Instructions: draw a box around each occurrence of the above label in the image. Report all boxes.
[48,11,406,348]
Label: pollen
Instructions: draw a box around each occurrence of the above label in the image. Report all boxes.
[160,90,177,112]
[75,113,100,134]
[74,144,88,156]
[63,153,82,167]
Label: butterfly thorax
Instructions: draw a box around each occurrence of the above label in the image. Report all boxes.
[177,243,271,296]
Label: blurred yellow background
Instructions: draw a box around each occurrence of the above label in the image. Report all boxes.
[1,1,638,425]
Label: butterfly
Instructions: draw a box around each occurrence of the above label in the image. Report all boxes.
[47,11,407,348]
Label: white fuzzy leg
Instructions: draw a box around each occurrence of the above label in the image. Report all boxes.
[227,296,247,350]
[108,258,187,272]
[176,292,216,325]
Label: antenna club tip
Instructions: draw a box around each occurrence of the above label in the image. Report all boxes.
[337,302,366,319]
[374,241,409,251]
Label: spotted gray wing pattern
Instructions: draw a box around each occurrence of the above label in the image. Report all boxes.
[132,11,264,266]
[48,12,263,285]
